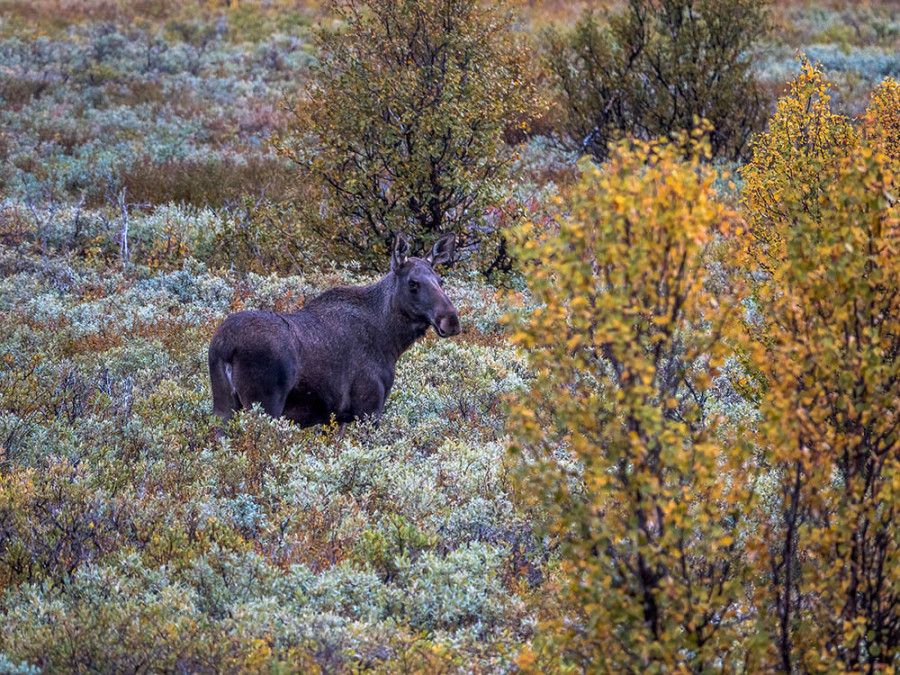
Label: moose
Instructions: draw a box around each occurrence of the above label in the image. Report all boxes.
[208,233,461,427]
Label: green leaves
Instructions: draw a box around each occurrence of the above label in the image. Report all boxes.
[544,0,769,162]
[283,0,541,272]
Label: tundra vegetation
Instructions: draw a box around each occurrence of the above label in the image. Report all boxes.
[1,0,900,672]
[542,0,770,161]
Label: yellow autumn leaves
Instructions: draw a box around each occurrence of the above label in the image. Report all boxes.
[742,62,900,674]
[511,61,900,672]
[510,134,755,671]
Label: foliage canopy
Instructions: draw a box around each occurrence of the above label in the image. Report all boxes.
[742,63,900,671]
[513,64,900,671]
[283,0,539,272]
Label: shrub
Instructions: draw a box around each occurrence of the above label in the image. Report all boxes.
[0,20,310,206]
[0,553,323,673]
[543,0,770,161]
[0,240,539,670]
[114,154,296,210]
[281,0,540,273]
[864,76,900,162]
[741,57,859,277]
[741,65,900,672]
[207,198,319,276]
[509,136,757,670]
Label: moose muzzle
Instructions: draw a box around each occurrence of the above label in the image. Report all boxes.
[435,312,461,337]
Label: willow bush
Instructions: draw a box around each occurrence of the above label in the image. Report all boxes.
[543,0,769,161]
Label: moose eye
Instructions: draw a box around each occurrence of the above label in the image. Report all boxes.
[408,280,419,292]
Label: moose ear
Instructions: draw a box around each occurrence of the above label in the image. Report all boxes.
[426,233,455,267]
[391,233,410,271]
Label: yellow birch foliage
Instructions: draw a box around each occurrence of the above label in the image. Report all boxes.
[864,77,900,165]
[741,57,859,277]
[743,70,900,671]
[510,137,757,672]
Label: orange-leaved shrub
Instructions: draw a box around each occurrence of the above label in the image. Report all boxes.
[509,136,758,671]
[742,64,900,671]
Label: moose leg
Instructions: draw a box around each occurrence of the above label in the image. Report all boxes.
[342,377,387,425]
[231,360,288,419]
[236,385,287,419]
[260,393,286,418]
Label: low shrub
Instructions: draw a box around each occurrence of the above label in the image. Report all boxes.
[0,245,539,670]
[113,154,296,209]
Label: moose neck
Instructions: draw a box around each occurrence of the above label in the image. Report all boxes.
[369,272,430,363]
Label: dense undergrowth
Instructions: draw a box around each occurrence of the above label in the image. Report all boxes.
[0,5,545,670]
[2,0,900,672]
[1,220,539,670]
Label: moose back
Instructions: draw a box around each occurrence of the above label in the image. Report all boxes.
[208,234,460,427]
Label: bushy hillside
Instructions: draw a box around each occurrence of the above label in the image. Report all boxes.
[2,0,900,672]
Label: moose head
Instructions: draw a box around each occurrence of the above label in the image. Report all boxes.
[389,232,461,338]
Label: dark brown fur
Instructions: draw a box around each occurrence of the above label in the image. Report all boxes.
[208,234,460,427]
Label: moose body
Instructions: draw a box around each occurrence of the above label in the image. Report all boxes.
[208,234,460,427]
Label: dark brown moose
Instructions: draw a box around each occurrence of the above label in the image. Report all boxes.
[208,233,461,427]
